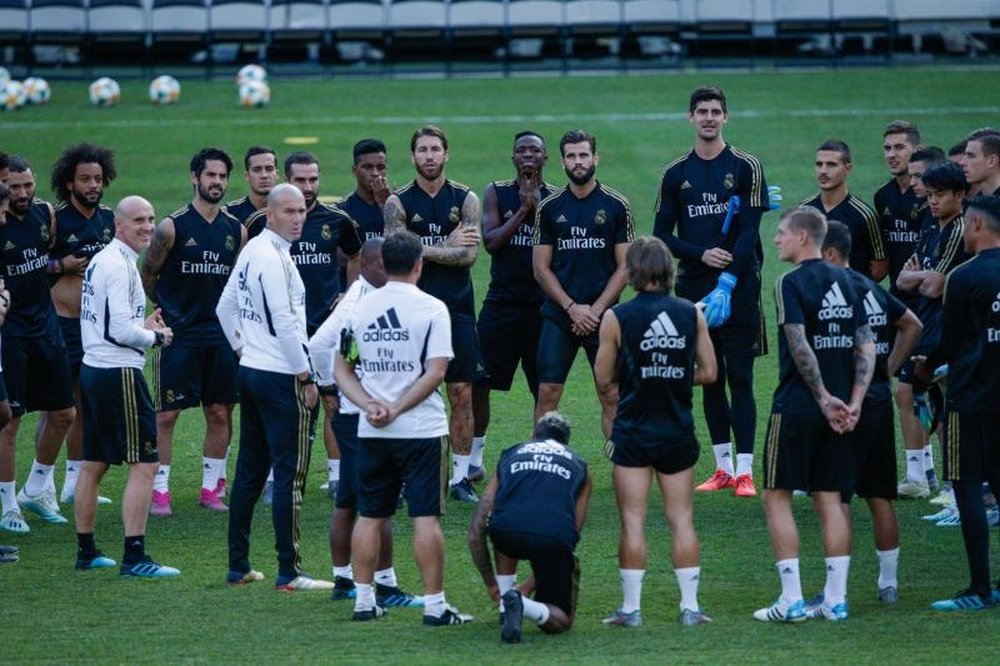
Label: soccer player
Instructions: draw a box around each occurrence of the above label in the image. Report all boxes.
[962,130,1000,197]
[383,126,484,503]
[896,161,970,498]
[140,148,246,516]
[334,230,473,625]
[533,129,632,439]
[225,145,277,232]
[594,236,717,627]
[948,141,967,165]
[875,121,923,296]
[46,143,117,506]
[802,140,886,280]
[822,220,922,604]
[0,182,16,561]
[755,207,875,623]
[653,85,769,497]
[472,131,554,482]
[920,194,1000,611]
[216,183,330,591]
[337,139,391,296]
[74,195,179,578]
[468,411,591,643]
[0,156,76,534]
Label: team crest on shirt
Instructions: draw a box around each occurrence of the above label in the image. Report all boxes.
[595,209,607,225]
[911,204,920,219]
[224,235,236,252]
[39,224,50,242]
[723,173,735,190]
[449,206,461,224]
[321,224,332,241]
[143,440,156,456]
[165,390,175,404]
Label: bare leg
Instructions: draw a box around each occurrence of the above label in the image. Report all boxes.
[447,383,473,456]
[73,461,109,533]
[612,465,651,569]
[122,462,158,536]
[203,403,233,459]
[0,417,20,483]
[763,489,798,560]
[412,515,444,594]
[155,410,180,468]
[534,383,564,423]
[351,515,383,585]
[36,407,75,465]
[658,467,698,568]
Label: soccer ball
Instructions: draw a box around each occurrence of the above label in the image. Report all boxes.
[0,81,26,112]
[236,64,267,87]
[0,67,10,90]
[238,80,270,109]
[88,77,121,107]
[22,77,51,105]
[149,75,181,105]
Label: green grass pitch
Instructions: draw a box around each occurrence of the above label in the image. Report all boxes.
[1,67,998,663]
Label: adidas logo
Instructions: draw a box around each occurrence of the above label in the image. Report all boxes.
[681,180,692,190]
[411,214,423,223]
[863,290,887,327]
[362,307,410,342]
[781,567,794,574]
[818,282,853,320]
[67,234,78,243]
[883,206,891,216]
[4,241,14,251]
[555,214,568,224]
[640,311,687,350]
[185,237,198,247]
[503,210,513,219]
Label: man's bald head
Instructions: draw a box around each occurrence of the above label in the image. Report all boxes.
[360,236,387,287]
[266,182,307,242]
[267,182,304,208]
[114,195,156,252]
[115,194,153,219]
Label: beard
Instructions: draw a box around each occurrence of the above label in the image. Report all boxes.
[565,164,595,187]
[416,162,442,181]
[72,185,102,209]
[198,182,225,204]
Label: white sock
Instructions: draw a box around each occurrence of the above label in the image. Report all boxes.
[63,460,82,496]
[620,569,645,613]
[202,457,225,492]
[266,468,274,483]
[424,591,446,617]
[923,444,935,473]
[905,452,924,484]
[877,548,899,589]
[333,565,353,580]
[713,442,734,475]
[24,460,53,496]
[0,481,17,513]
[521,594,551,625]
[735,453,753,478]
[354,583,375,611]
[675,566,701,612]
[776,558,802,604]
[328,459,340,482]
[822,556,851,606]
[44,464,57,495]
[451,454,471,485]
[153,465,171,493]
[374,567,398,587]
[496,574,516,612]
[470,436,486,468]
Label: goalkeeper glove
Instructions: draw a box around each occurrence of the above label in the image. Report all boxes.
[768,185,783,211]
[701,272,737,328]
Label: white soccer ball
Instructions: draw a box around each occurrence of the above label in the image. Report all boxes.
[238,80,270,109]
[148,75,180,105]
[0,67,10,90]
[22,77,51,105]
[236,64,267,87]
[0,81,27,112]
[88,77,121,107]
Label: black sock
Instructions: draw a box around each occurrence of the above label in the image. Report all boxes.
[123,535,146,564]
[76,532,97,557]
[954,479,991,598]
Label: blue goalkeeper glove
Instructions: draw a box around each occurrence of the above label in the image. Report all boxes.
[701,272,737,328]
[932,364,948,384]
[768,185,783,211]
[913,391,936,432]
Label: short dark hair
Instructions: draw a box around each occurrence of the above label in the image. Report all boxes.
[243,145,276,171]
[817,139,852,164]
[284,151,320,178]
[49,143,116,203]
[513,130,545,149]
[966,194,1000,234]
[782,207,827,247]
[353,139,387,164]
[410,125,447,152]
[689,85,727,114]
[821,219,852,261]
[190,147,233,178]
[970,134,1000,160]
[7,155,31,174]
[626,236,675,293]
[381,230,423,276]
[910,147,946,164]
[967,127,1000,141]
[883,120,920,146]
[948,140,968,158]
[559,129,596,156]
[533,411,571,444]
[922,161,969,193]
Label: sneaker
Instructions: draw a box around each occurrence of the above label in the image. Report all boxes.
[695,469,736,492]
[261,480,274,506]
[803,593,825,613]
[353,605,387,621]
[376,583,424,608]
[923,506,957,522]
[275,575,335,591]
[331,576,357,600]
[120,556,180,578]
[733,474,757,497]
[448,479,478,503]
[60,491,112,506]
[930,589,996,611]
[926,468,940,493]
[807,602,849,621]
[679,608,713,626]
[16,488,68,524]
[752,598,807,623]
[467,465,485,483]
[215,478,228,499]
[319,481,329,491]
[897,479,930,499]
[936,510,962,527]
[327,480,339,500]
[987,506,999,528]
[75,552,117,570]
[602,608,643,628]
[149,490,172,517]
[0,510,30,534]
[198,487,229,512]
[423,605,473,626]
[500,589,523,643]
[929,487,955,506]
[878,586,899,604]
[226,569,265,586]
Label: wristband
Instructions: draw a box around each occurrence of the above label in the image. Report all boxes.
[564,301,574,312]
[153,330,165,347]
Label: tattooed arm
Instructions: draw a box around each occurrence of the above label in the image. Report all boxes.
[383,194,407,235]
[784,323,850,432]
[423,191,481,267]
[140,217,175,302]
[468,475,500,602]
[846,324,877,426]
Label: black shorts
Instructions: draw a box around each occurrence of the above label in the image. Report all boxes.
[58,315,84,380]
[154,343,239,411]
[80,364,158,465]
[476,301,541,394]
[847,399,897,501]
[357,436,447,518]
[676,271,767,357]
[489,529,580,616]
[331,412,360,510]
[445,314,488,384]
[943,411,1000,484]
[763,411,854,493]
[1,334,75,417]
[606,435,699,476]
[536,317,599,385]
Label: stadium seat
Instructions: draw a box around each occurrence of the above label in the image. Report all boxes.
[689,0,756,60]
[209,0,269,59]
[0,0,31,63]
[892,0,992,55]
[772,0,833,61]
[832,0,893,58]
[85,0,148,65]
[385,0,448,63]
[150,0,210,63]
[622,0,682,56]
[328,0,386,61]
[268,0,329,61]
[29,0,88,60]
[447,0,507,65]
[564,1,624,59]
[506,0,566,60]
